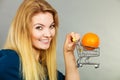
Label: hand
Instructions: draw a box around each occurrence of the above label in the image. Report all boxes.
[64,32,80,54]
[63,32,80,80]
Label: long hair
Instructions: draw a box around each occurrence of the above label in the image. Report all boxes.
[4,0,59,80]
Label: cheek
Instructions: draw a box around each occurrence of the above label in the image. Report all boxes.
[51,29,56,37]
[31,30,41,41]
[31,30,37,39]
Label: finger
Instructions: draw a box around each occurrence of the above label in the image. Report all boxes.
[71,32,80,42]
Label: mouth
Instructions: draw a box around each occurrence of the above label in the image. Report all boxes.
[39,39,51,44]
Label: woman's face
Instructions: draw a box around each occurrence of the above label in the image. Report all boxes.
[31,12,55,50]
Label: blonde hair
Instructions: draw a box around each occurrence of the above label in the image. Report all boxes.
[4,0,59,80]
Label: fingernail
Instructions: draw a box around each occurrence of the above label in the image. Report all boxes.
[72,37,77,42]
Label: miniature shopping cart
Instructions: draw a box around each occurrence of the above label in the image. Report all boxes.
[76,42,100,68]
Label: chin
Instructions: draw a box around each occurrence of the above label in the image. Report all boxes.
[40,46,50,50]
[41,48,49,50]
[33,44,50,50]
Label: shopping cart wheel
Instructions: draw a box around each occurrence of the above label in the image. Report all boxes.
[77,63,83,67]
[79,64,83,67]
[94,64,99,68]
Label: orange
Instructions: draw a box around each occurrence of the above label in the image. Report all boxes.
[81,32,100,50]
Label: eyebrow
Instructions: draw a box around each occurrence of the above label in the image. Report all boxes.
[33,22,55,27]
[33,23,44,27]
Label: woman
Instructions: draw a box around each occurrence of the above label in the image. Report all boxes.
[0,0,80,80]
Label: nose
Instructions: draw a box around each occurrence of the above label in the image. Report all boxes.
[43,29,52,37]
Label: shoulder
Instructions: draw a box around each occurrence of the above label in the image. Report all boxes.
[0,49,21,80]
[0,49,19,64]
[57,70,65,80]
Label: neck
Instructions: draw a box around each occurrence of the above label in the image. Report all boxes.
[32,49,40,61]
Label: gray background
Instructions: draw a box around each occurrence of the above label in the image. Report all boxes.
[0,0,120,80]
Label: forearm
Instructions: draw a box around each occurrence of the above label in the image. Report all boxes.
[63,32,80,80]
[64,52,80,80]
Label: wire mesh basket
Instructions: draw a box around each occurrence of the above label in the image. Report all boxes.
[76,42,100,68]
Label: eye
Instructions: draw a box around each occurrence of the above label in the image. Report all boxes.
[35,26,43,30]
[50,23,55,29]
